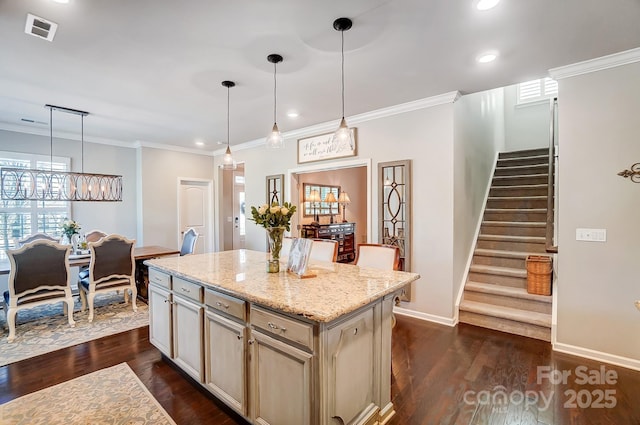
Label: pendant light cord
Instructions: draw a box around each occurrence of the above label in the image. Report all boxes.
[227,86,230,149]
[81,115,84,174]
[49,107,53,171]
[341,28,345,119]
[273,61,277,124]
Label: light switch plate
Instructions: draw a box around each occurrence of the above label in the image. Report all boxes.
[576,228,607,242]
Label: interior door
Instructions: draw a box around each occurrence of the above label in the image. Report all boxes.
[179,180,211,254]
[232,170,245,249]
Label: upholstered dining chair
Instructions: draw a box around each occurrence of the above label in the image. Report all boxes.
[180,228,199,256]
[310,239,339,263]
[84,229,108,243]
[3,239,75,342]
[78,234,137,322]
[280,236,294,260]
[354,244,401,271]
[17,232,58,247]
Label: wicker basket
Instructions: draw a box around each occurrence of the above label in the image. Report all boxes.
[525,255,552,295]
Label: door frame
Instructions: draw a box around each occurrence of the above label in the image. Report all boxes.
[177,177,214,253]
[287,158,372,243]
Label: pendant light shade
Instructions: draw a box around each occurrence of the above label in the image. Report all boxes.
[330,17,355,150]
[221,80,237,171]
[266,54,284,149]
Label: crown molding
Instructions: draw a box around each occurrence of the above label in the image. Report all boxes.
[0,122,135,148]
[214,90,461,156]
[134,140,214,156]
[549,47,640,80]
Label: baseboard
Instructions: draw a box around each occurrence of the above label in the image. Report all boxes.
[553,342,640,372]
[394,307,456,327]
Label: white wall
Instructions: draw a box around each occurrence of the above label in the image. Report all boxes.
[556,61,640,363]
[453,89,505,306]
[504,85,551,152]
[214,101,460,322]
[138,146,215,250]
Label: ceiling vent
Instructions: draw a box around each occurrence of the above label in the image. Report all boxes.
[24,13,58,42]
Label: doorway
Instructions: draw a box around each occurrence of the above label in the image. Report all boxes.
[178,178,213,253]
[220,163,245,251]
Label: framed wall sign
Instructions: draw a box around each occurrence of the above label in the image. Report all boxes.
[297,128,357,164]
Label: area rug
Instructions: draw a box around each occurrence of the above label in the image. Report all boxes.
[0,362,176,424]
[0,293,149,366]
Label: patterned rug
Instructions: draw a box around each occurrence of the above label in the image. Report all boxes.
[0,362,176,424]
[0,293,149,366]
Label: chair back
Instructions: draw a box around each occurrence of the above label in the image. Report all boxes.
[310,239,339,263]
[180,228,199,256]
[7,239,70,298]
[281,237,294,259]
[89,234,135,283]
[85,230,108,243]
[17,233,58,247]
[355,244,401,271]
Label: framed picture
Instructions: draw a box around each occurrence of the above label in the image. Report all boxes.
[297,128,357,164]
[287,238,313,277]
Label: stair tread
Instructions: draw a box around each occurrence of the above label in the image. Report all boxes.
[474,248,548,258]
[495,164,548,170]
[469,264,527,277]
[485,208,547,212]
[478,234,545,242]
[482,221,546,227]
[491,183,548,189]
[494,174,548,179]
[488,196,547,201]
[498,154,549,162]
[459,300,552,327]
[465,281,552,303]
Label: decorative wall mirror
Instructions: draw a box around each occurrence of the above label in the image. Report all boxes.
[302,183,340,216]
[378,160,412,301]
[266,174,284,204]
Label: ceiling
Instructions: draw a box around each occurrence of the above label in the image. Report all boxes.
[1,0,639,152]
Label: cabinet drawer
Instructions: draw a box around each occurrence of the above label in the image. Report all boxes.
[205,289,246,321]
[251,306,313,350]
[149,269,171,289]
[173,277,203,303]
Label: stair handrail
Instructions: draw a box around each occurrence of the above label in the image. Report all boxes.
[546,97,558,253]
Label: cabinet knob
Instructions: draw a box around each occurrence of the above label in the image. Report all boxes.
[237,334,243,340]
[267,322,286,332]
[248,339,255,345]
[216,301,230,309]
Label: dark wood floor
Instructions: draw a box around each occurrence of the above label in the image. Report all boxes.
[2,315,639,425]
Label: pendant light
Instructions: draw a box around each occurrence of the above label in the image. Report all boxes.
[0,104,122,201]
[221,80,237,171]
[265,54,284,149]
[330,17,355,150]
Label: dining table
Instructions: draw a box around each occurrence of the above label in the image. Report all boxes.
[0,245,181,301]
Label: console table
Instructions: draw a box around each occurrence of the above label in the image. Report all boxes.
[301,222,356,263]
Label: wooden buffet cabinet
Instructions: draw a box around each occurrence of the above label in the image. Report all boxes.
[146,250,419,425]
[301,222,356,263]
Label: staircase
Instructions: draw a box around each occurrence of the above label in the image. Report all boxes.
[459,148,553,342]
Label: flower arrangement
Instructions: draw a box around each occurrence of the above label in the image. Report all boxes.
[250,202,296,272]
[60,218,81,238]
[250,202,296,232]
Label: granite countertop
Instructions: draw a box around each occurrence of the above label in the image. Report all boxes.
[145,249,420,323]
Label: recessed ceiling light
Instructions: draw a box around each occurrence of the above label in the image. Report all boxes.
[51,0,70,3]
[195,141,205,147]
[476,0,500,11]
[287,111,299,118]
[477,51,498,63]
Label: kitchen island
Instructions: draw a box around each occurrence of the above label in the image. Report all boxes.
[145,249,420,425]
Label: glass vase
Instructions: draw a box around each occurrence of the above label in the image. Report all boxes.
[265,226,285,273]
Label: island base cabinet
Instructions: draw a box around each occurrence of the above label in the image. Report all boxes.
[205,309,247,416]
[172,294,204,382]
[325,307,378,425]
[148,284,172,358]
[250,330,313,425]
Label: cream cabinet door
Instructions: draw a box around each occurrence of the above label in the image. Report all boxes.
[204,309,246,416]
[250,330,312,425]
[172,294,204,382]
[148,284,172,357]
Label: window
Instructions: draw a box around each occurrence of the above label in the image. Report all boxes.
[0,151,71,259]
[517,78,558,104]
[303,183,340,217]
